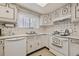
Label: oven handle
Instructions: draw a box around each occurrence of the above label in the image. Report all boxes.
[52,43,62,47]
[52,40,63,47]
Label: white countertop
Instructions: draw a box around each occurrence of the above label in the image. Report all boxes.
[54,35,79,40]
[0,33,79,40]
[0,33,48,40]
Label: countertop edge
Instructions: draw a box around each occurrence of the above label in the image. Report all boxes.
[0,34,49,40]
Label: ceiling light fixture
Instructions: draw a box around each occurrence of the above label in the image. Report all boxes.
[36,3,48,7]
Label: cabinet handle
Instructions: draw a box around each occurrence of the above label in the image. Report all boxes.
[0,41,2,45]
[30,45,32,48]
[6,10,9,13]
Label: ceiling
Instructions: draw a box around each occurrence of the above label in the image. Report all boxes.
[16,3,67,14]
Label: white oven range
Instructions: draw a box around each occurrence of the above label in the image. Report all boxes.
[49,35,69,56]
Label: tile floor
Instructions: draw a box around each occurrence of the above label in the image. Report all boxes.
[29,48,55,56]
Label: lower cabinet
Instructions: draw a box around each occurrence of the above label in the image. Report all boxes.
[27,34,50,54]
[27,36,36,53]
[0,47,3,56]
[69,39,79,56]
[0,40,4,56]
[27,35,47,54]
[40,34,50,48]
[27,40,34,53]
[36,35,44,50]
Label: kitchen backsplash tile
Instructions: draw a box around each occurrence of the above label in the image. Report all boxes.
[0,19,79,36]
[52,19,72,32]
[2,28,29,36]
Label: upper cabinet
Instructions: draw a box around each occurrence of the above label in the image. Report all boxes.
[40,14,53,26]
[71,3,79,22]
[61,3,71,16]
[40,4,71,26]
[0,4,17,24]
[51,3,71,22]
[0,6,14,19]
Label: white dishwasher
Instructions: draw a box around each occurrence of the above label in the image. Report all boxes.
[4,37,26,56]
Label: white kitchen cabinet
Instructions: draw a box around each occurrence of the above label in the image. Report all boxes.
[71,4,76,22]
[51,4,71,22]
[0,6,14,19]
[51,9,61,20]
[40,34,49,48]
[69,39,79,56]
[27,36,37,53]
[0,47,3,56]
[27,35,47,54]
[40,15,53,26]
[61,4,71,16]
[27,39,34,53]
[0,4,16,23]
[27,34,49,54]
[0,40,4,56]
[4,37,26,56]
[71,3,79,22]
[35,35,43,50]
[37,39,43,49]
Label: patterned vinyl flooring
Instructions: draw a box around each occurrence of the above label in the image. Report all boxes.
[29,48,55,56]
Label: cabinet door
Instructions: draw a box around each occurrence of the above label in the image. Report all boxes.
[73,4,79,22]
[70,42,79,56]
[27,39,33,53]
[0,40,4,56]
[0,6,14,19]
[32,39,37,51]
[40,15,52,26]
[70,39,79,56]
[42,35,49,47]
[71,4,77,22]
[27,37,32,53]
[27,36,36,53]
[36,38,41,49]
[38,35,44,47]
[61,4,71,16]
[0,47,3,56]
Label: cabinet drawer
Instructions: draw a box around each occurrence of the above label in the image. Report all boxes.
[0,6,14,19]
[0,47,3,56]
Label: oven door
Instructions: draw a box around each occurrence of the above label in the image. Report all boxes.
[52,37,63,47]
[50,36,68,56]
